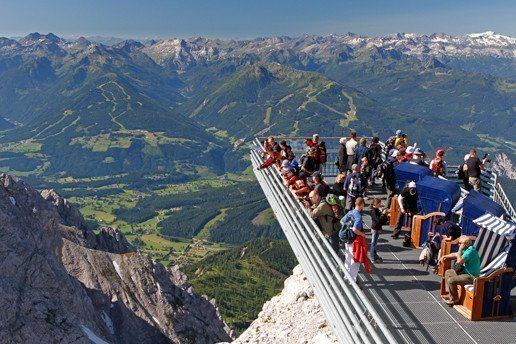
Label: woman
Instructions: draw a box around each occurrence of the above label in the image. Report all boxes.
[360,157,372,198]
[332,173,346,196]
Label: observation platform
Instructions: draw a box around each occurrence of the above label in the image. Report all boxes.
[360,186,516,344]
[251,138,515,344]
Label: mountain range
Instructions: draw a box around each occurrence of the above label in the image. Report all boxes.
[0,31,514,180]
[0,31,514,337]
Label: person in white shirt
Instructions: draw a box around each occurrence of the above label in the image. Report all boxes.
[345,130,358,172]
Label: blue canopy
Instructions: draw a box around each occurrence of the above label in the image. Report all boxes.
[460,190,506,236]
[416,176,461,215]
[394,162,433,191]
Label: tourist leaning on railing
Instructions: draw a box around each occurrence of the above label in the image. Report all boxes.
[303,190,341,253]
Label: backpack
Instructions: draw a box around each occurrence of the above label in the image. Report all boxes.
[370,143,382,166]
[339,215,356,245]
[457,163,466,179]
[385,136,396,150]
[319,141,327,164]
[348,174,364,197]
[299,154,308,167]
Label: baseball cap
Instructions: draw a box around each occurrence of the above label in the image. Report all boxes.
[396,129,402,136]
[408,181,416,188]
[413,148,424,155]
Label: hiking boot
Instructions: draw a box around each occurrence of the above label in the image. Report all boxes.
[374,256,383,263]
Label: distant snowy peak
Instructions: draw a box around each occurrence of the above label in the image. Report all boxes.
[2,31,514,66]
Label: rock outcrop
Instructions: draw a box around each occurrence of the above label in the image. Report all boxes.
[231,265,337,344]
[0,174,233,343]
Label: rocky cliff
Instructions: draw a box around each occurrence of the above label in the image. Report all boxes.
[231,265,337,344]
[0,174,233,343]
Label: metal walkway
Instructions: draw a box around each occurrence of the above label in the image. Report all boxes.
[360,187,516,344]
[251,140,515,344]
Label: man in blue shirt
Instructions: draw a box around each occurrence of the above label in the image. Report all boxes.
[440,237,481,306]
[341,198,367,282]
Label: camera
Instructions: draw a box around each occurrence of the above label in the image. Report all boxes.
[483,153,491,163]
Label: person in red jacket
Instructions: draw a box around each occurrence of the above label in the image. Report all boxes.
[258,146,281,170]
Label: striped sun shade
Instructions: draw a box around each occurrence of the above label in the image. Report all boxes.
[473,214,515,274]
[473,214,516,236]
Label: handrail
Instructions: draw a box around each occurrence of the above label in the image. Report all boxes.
[251,139,397,344]
[447,165,515,220]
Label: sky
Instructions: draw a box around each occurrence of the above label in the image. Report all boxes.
[1,0,515,39]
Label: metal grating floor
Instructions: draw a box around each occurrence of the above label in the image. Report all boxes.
[357,187,516,344]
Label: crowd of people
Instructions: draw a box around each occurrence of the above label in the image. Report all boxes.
[257,131,483,298]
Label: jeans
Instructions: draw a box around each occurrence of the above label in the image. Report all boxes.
[327,232,340,253]
[370,229,380,257]
[444,269,475,301]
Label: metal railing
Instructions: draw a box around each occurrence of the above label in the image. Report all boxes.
[259,136,384,177]
[258,135,513,219]
[446,165,515,220]
[251,138,397,344]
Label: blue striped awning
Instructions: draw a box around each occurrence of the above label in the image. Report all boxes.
[473,213,516,236]
[473,214,515,270]
[480,250,508,277]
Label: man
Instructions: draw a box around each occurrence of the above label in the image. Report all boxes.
[300,147,319,176]
[368,136,382,184]
[465,150,484,192]
[305,190,340,253]
[411,148,428,167]
[354,138,370,164]
[345,131,358,171]
[392,181,419,239]
[458,154,471,190]
[337,137,348,173]
[380,150,399,207]
[344,164,365,211]
[279,140,295,162]
[440,237,480,306]
[341,197,369,282]
[312,172,330,198]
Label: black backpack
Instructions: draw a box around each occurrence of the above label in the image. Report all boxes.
[457,163,466,179]
[348,174,364,197]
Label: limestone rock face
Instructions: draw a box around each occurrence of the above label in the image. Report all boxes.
[231,265,338,344]
[0,174,233,344]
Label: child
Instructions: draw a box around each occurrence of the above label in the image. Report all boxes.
[369,198,390,263]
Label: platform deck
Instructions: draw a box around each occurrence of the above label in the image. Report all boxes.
[358,185,516,344]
